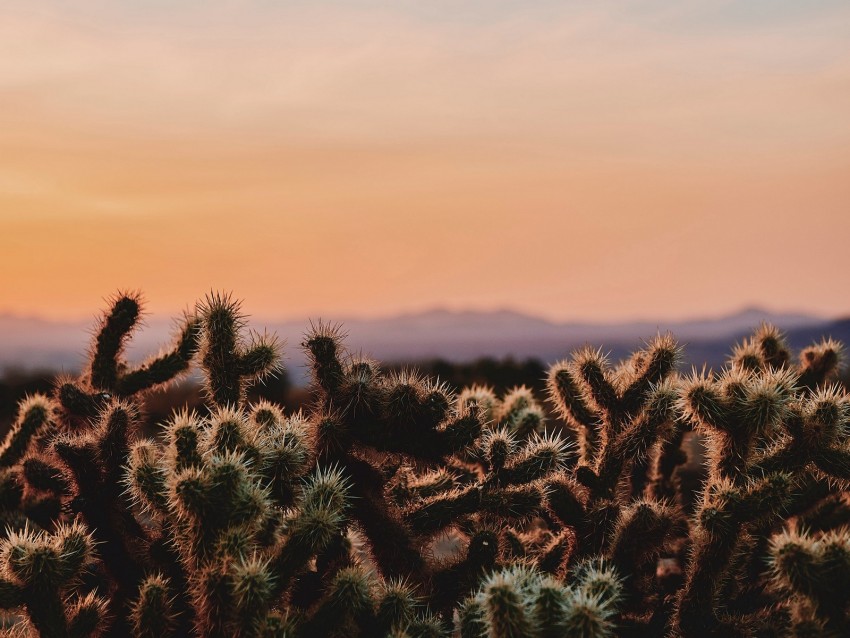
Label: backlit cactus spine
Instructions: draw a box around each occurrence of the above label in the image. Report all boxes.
[57,291,200,423]
[0,293,848,638]
[767,528,850,635]
[0,395,54,470]
[123,297,355,637]
[672,325,849,636]
[300,319,593,624]
[545,334,681,500]
[196,292,280,408]
[540,336,683,632]
[302,324,487,594]
[1,293,202,636]
[458,561,623,638]
[0,522,106,638]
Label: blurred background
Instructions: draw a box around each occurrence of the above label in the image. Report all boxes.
[2,1,849,426]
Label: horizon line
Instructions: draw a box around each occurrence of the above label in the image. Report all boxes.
[0,302,840,328]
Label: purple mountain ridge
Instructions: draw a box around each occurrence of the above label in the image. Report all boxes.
[1,308,845,386]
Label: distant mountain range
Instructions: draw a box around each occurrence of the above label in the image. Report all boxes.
[1,308,847,386]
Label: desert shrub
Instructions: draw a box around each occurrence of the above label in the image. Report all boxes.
[0,293,846,637]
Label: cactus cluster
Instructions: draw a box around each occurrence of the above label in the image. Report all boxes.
[0,294,847,637]
[458,559,621,638]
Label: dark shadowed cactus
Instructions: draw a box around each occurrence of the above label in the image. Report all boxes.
[546,334,681,499]
[767,528,850,635]
[0,395,54,469]
[55,292,200,423]
[197,293,281,407]
[670,325,850,637]
[0,522,107,638]
[458,563,621,638]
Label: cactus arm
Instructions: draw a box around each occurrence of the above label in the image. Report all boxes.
[89,292,142,392]
[115,315,201,396]
[197,293,281,408]
[0,395,54,468]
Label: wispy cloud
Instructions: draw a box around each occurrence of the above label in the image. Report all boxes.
[1,1,849,320]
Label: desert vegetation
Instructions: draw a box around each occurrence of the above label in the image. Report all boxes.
[0,292,848,637]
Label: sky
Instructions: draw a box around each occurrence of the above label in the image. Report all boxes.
[1,1,849,322]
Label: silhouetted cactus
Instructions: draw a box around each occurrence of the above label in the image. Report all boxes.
[671,325,849,637]
[0,522,107,638]
[55,292,200,423]
[767,528,850,636]
[0,395,54,469]
[458,562,622,638]
[1,296,847,638]
[196,293,280,408]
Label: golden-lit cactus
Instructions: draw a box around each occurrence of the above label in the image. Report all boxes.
[730,323,844,390]
[2,294,849,638]
[458,562,622,638]
[767,528,850,635]
[0,395,55,469]
[546,334,681,499]
[495,385,547,438]
[403,428,572,536]
[129,573,177,638]
[301,322,486,584]
[55,292,200,424]
[0,522,106,638]
[197,292,281,408]
[669,325,850,637]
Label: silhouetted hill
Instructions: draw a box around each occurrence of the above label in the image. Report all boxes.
[1,308,844,385]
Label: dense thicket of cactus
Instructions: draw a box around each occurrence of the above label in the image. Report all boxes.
[0,292,847,637]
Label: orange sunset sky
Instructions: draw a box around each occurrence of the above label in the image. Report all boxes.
[1,1,849,322]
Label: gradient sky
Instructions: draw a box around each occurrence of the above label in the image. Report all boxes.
[1,1,849,322]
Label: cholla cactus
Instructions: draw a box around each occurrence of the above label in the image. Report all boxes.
[301,323,580,619]
[2,297,848,638]
[546,334,681,500]
[730,323,842,390]
[458,562,622,638]
[0,522,107,638]
[0,293,323,637]
[672,325,849,636]
[403,428,572,536]
[767,528,850,636]
[484,385,547,438]
[0,395,55,469]
[196,293,281,407]
[56,292,200,423]
[302,325,486,584]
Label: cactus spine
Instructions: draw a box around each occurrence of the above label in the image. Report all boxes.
[0,295,847,638]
